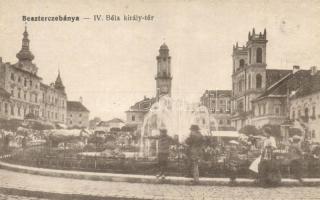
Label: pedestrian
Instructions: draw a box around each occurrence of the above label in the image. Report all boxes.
[288,135,303,182]
[226,140,240,184]
[155,128,172,180]
[185,124,204,183]
[258,127,281,187]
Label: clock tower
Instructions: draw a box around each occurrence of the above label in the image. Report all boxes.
[156,43,172,98]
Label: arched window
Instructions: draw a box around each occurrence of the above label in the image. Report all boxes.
[239,59,245,68]
[256,48,262,63]
[256,74,262,89]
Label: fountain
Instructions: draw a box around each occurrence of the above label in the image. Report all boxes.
[140,95,211,157]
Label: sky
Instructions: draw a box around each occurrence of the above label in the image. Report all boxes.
[0,0,320,121]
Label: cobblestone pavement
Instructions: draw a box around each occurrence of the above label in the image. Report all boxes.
[1,169,320,200]
[0,194,49,200]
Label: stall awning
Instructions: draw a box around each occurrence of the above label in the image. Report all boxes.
[211,131,239,138]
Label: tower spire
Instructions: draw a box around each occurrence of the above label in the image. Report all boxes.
[16,24,34,62]
[54,70,65,93]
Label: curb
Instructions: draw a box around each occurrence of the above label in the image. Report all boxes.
[1,160,320,187]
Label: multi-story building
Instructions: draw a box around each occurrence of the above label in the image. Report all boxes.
[0,27,42,120]
[231,28,292,130]
[39,72,67,124]
[126,43,172,129]
[289,67,320,142]
[200,90,232,130]
[0,26,68,126]
[67,99,90,129]
[0,87,11,120]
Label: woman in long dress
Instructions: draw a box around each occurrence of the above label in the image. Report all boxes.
[258,127,281,186]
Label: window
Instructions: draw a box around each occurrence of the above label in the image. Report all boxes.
[312,106,316,118]
[132,115,135,121]
[10,73,15,81]
[11,89,14,97]
[298,110,301,118]
[4,103,8,114]
[275,107,280,115]
[24,92,27,100]
[312,130,316,139]
[219,120,223,125]
[239,59,245,68]
[292,110,295,120]
[18,89,21,99]
[11,105,14,115]
[79,114,82,117]
[18,77,21,83]
[79,121,82,124]
[55,113,58,119]
[70,114,72,117]
[35,94,38,103]
[30,80,32,87]
[70,121,72,125]
[256,48,262,63]
[18,107,21,116]
[24,79,27,87]
[248,74,251,89]
[227,120,231,125]
[256,74,262,89]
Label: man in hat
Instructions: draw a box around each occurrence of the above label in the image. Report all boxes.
[156,128,172,179]
[185,124,204,183]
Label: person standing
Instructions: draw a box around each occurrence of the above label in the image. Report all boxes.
[258,127,281,186]
[155,128,172,179]
[288,136,303,182]
[185,125,204,183]
[226,140,240,184]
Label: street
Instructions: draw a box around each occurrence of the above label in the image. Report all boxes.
[0,169,320,200]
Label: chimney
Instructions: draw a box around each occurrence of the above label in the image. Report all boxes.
[293,65,300,74]
[79,96,83,103]
[311,66,318,75]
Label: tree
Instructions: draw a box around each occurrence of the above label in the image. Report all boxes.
[239,125,261,136]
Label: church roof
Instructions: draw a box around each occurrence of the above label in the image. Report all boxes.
[254,69,312,101]
[67,101,89,112]
[266,69,292,88]
[293,70,320,98]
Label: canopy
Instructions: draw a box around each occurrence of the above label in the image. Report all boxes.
[211,131,240,138]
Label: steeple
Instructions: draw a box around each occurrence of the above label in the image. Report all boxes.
[16,25,35,62]
[54,70,65,93]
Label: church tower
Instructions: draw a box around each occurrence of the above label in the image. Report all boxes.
[16,25,38,74]
[155,43,172,98]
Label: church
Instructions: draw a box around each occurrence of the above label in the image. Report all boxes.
[125,43,172,131]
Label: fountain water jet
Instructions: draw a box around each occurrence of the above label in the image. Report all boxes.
[139,95,211,157]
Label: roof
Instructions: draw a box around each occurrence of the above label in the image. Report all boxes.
[202,90,232,98]
[293,70,320,98]
[266,69,292,87]
[255,70,312,101]
[127,97,156,112]
[67,101,89,112]
[97,118,124,127]
[0,88,10,99]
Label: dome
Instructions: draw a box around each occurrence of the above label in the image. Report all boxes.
[160,43,169,50]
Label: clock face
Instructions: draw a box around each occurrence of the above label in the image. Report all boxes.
[161,86,168,93]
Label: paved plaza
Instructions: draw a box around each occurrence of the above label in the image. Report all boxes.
[0,169,319,200]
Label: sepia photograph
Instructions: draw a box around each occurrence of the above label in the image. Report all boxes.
[0,0,320,199]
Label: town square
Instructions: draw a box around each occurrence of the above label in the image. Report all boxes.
[1,0,320,199]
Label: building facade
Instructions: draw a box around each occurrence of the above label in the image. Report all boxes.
[289,67,320,142]
[0,26,68,126]
[200,90,232,130]
[67,100,90,129]
[231,28,292,130]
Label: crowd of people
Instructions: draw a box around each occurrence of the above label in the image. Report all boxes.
[154,124,319,186]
